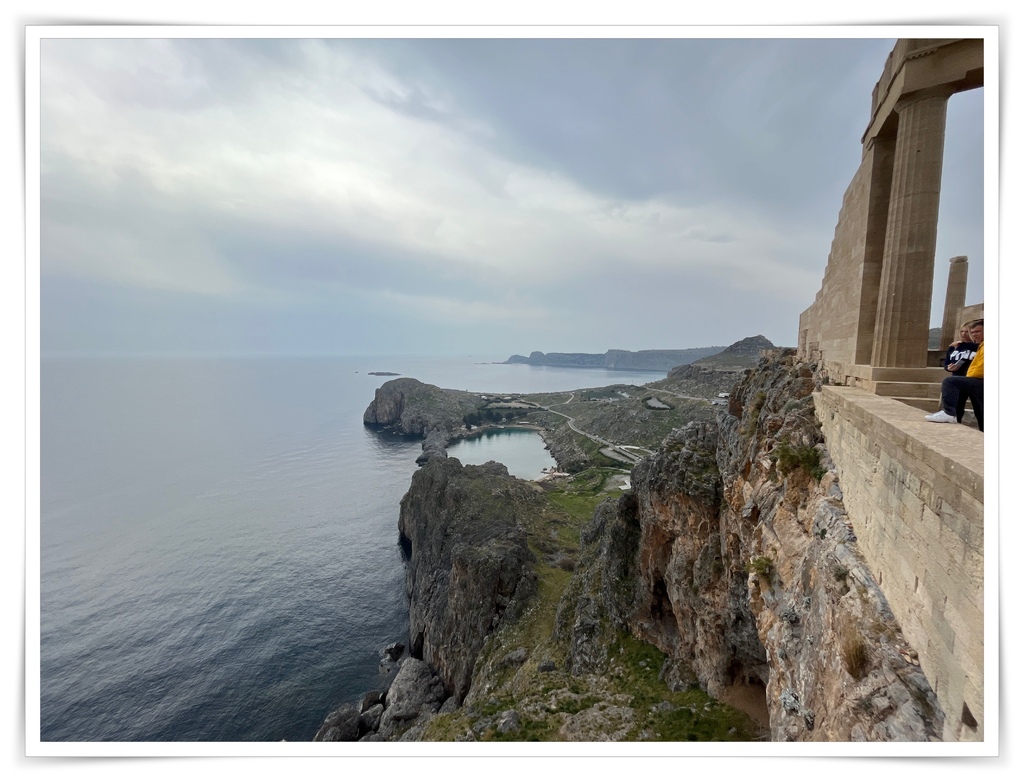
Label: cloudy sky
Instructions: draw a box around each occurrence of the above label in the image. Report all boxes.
[36,33,985,357]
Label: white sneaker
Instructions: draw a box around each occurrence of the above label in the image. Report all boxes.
[925,410,958,423]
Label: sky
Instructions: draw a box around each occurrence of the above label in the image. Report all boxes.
[35,33,985,358]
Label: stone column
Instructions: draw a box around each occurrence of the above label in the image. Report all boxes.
[871,90,952,367]
[940,255,969,347]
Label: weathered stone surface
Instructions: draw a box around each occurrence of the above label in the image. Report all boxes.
[377,657,447,740]
[814,384,983,740]
[312,702,360,742]
[360,690,385,712]
[576,350,943,741]
[398,457,539,702]
[357,703,384,735]
[496,709,521,734]
[363,378,474,434]
[553,496,639,676]
[558,704,635,741]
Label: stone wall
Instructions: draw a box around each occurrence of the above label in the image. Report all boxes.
[799,140,891,378]
[814,385,984,741]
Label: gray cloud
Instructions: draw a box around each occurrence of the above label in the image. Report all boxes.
[37,35,985,357]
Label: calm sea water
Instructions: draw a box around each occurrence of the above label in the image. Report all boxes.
[38,355,664,742]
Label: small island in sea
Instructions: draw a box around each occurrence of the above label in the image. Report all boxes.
[368,371,401,376]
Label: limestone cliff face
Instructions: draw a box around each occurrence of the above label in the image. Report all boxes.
[397,457,540,703]
[363,378,481,463]
[588,350,943,740]
[625,420,768,696]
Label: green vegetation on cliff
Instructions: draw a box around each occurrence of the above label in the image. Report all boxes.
[417,467,762,742]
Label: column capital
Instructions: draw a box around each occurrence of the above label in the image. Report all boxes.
[893,85,956,113]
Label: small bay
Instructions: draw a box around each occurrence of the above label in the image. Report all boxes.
[446,427,557,480]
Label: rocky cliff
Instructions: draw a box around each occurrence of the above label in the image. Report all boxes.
[398,458,540,703]
[363,377,481,462]
[570,350,943,740]
[320,350,944,742]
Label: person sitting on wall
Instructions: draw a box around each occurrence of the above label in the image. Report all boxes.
[926,319,984,431]
[942,321,980,376]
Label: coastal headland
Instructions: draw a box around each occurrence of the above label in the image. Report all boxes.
[504,346,727,372]
[315,336,942,742]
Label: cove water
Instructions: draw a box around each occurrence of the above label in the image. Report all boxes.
[38,355,664,742]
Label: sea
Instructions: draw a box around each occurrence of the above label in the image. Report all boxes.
[38,354,665,742]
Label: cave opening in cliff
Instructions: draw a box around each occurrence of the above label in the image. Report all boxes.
[727,659,765,689]
[723,661,770,728]
[398,532,412,560]
[410,630,424,659]
[648,575,679,642]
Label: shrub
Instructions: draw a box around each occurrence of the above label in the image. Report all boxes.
[775,441,825,481]
[740,391,767,437]
[745,556,773,578]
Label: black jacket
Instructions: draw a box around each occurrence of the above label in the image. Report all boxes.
[943,342,979,376]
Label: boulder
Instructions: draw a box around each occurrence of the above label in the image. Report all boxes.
[357,703,384,736]
[376,658,447,740]
[312,702,360,742]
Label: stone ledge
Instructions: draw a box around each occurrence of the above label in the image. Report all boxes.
[816,386,983,503]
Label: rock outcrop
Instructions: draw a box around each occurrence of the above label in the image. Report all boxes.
[374,658,449,740]
[648,336,777,402]
[313,657,449,742]
[314,458,540,742]
[398,458,540,703]
[363,377,481,463]
[691,334,777,370]
[572,350,943,740]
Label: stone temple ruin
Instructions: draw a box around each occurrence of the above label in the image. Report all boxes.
[799,38,983,408]
[798,38,986,741]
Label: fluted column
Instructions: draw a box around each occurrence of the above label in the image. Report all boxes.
[871,90,952,367]
[940,255,969,347]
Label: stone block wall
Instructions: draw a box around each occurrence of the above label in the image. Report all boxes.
[799,157,870,371]
[799,139,892,379]
[814,386,984,741]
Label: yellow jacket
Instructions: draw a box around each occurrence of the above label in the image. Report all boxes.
[967,343,984,378]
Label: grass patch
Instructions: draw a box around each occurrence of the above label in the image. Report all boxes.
[840,622,871,680]
[610,633,762,741]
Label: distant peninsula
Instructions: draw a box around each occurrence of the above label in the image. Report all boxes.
[504,347,728,372]
[369,371,401,376]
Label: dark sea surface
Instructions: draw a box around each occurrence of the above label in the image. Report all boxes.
[38,355,665,742]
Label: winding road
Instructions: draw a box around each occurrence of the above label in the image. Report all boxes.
[542,394,663,465]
